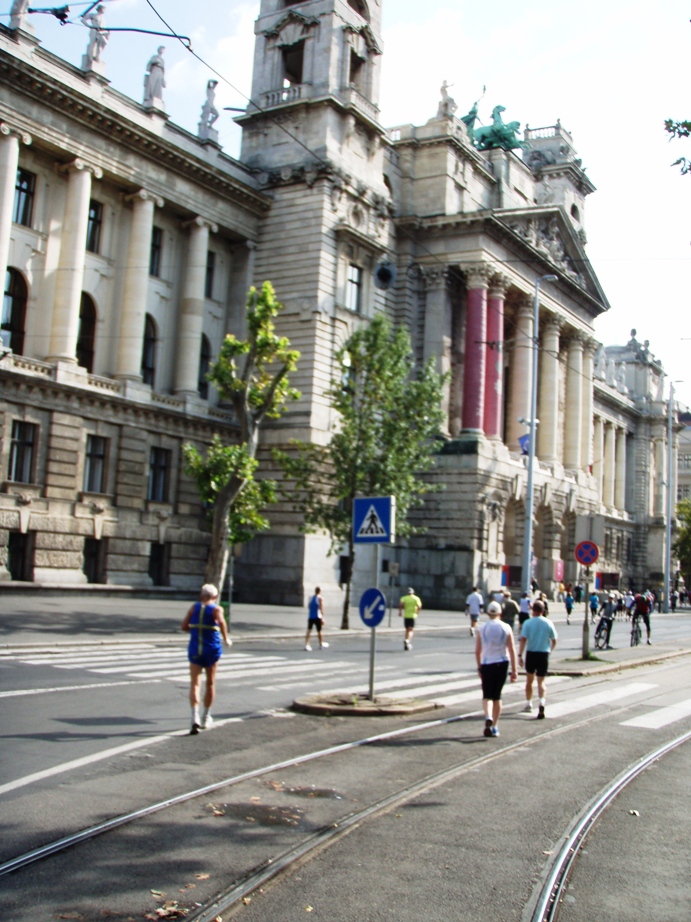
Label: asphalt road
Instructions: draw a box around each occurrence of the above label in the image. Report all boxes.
[2,599,691,921]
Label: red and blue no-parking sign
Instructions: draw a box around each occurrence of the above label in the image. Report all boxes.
[575,540,599,566]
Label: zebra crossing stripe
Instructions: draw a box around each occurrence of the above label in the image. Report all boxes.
[620,697,691,729]
[90,656,286,675]
[543,682,658,719]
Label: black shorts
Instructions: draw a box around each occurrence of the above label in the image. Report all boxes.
[518,612,530,626]
[307,617,324,631]
[404,617,416,629]
[480,661,509,700]
[525,651,549,677]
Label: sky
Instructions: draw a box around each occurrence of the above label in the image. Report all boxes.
[10,0,691,407]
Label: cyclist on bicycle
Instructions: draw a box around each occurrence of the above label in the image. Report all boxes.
[633,592,652,645]
[595,594,616,649]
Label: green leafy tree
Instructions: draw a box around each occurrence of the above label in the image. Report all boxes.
[275,314,446,629]
[673,498,691,588]
[184,282,299,589]
[664,118,691,174]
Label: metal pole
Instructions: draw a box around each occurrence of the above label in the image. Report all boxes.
[521,274,557,596]
[368,543,380,701]
[582,567,590,657]
[663,383,675,614]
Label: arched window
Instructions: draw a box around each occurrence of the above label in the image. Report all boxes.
[141,314,157,386]
[198,334,211,400]
[348,0,369,19]
[76,293,96,373]
[2,268,27,355]
[570,203,581,222]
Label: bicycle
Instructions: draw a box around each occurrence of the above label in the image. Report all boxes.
[594,617,610,650]
[630,614,642,647]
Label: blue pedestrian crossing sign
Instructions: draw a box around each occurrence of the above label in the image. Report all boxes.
[353,496,396,544]
[359,587,387,628]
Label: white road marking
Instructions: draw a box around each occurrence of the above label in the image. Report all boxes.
[90,656,286,675]
[620,697,691,729]
[543,683,658,719]
[0,679,162,698]
[314,671,473,697]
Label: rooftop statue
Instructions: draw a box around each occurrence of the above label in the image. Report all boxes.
[9,0,30,30]
[143,46,166,109]
[81,5,108,71]
[473,105,528,152]
[198,80,220,142]
[460,101,479,140]
[437,81,457,119]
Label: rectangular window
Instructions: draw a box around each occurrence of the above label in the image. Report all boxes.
[148,447,171,502]
[84,435,108,493]
[282,40,304,86]
[83,537,108,584]
[149,226,163,277]
[13,169,36,227]
[148,542,171,587]
[8,531,35,582]
[86,199,103,253]
[8,421,36,483]
[345,264,362,312]
[205,250,216,300]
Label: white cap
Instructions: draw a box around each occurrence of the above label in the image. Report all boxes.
[487,601,502,615]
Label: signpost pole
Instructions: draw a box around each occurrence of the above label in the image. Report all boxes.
[368,626,376,701]
[582,566,591,658]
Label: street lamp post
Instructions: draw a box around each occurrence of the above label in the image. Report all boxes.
[663,381,681,613]
[521,274,558,596]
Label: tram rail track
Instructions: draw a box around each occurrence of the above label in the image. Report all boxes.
[3,689,683,922]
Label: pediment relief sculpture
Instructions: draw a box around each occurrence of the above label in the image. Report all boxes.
[505,215,586,288]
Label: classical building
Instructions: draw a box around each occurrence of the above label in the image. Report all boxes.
[0,0,679,604]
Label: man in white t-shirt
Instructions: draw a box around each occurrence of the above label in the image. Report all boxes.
[475,601,518,737]
[465,586,484,637]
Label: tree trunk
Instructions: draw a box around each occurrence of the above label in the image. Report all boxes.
[340,539,355,630]
[204,475,245,589]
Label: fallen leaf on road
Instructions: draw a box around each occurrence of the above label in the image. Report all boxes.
[542,850,553,855]
[250,797,261,803]
[56,914,84,920]
[242,898,252,906]
[179,884,196,892]
[305,907,314,913]
[150,891,165,899]
[195,873,210,880]
[629,809,640,816]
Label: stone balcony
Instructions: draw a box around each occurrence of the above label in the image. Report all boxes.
[261,83,312,109]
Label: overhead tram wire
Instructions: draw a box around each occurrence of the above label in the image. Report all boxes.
[5,0,608,391]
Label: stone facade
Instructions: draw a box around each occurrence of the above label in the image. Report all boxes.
[0,1,679,606]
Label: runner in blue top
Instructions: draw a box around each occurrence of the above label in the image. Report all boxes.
[518,599,558,720]
[305,586,329,651]
[181,583,231,734]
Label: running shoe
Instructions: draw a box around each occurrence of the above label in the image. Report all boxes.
[305,644,312,651]
[484,726,492,737]
[490,727,500,737]
[190,722,201,736]
[522,703,533,713]
[320,642,329,648]
[537,705,545,719]
[647,639,652,645]
[484,718,492,738]
[202,714,213,730]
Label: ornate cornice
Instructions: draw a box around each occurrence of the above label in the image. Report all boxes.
[0,49,271,216]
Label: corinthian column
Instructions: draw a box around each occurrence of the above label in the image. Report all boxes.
[537,316,562,462]
[581,339,596,472]
[115,190,164,380]
[484,273,508,438]
[174,216,218,395]
[506,298,533,452]
[48,159,103,362]
[615,427,627,511]
[0,123,32,285]
[563,333,584,470]
[422,267,452,433]
[593,415,604,501]
[462,263,490,433]
[603,422,615,509]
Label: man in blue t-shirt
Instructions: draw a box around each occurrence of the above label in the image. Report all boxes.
[305,587,329,651]
[518,599,558,719]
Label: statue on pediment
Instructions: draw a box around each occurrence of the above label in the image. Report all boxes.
[9,0,30,30]
[594,347,607,379]
[198,80,220,142]
[437,81,458,119]
[144,47,166,109]
[81,5,108,71]
[473,105,528,152]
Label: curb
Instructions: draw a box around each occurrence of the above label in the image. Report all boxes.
[550,646,691,677]
[292,693,440,717]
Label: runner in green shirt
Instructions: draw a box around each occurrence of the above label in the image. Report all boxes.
[399,587,422,651]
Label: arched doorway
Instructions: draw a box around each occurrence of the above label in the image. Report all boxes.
[2,268,27,355]
[77,293,96,372]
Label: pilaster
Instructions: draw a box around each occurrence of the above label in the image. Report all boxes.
[563,332,584,470]
[421,266,452,434]
[581,338,597,472]
[615,427,627,511]
[603,421,616,509]
[506,298,533,452]
[484,273,509,439]
[537,315,562,462]
[0,122,32,290]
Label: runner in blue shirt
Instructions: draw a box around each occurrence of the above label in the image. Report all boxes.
[518,599,558,719]
[181,583,231,734]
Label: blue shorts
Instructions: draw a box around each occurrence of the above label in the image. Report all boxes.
[188,646,221,668]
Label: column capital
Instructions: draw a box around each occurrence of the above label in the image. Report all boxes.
[124,188,164,209]
[488,272,510,297]
[182,214,218,234]
[463,261,492,290]
[420,265,449,290]
[582,336,599,357]
[0,122,32,146]
[566,329,586,350]
[543,313,565,335]
[58,158,103,180]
